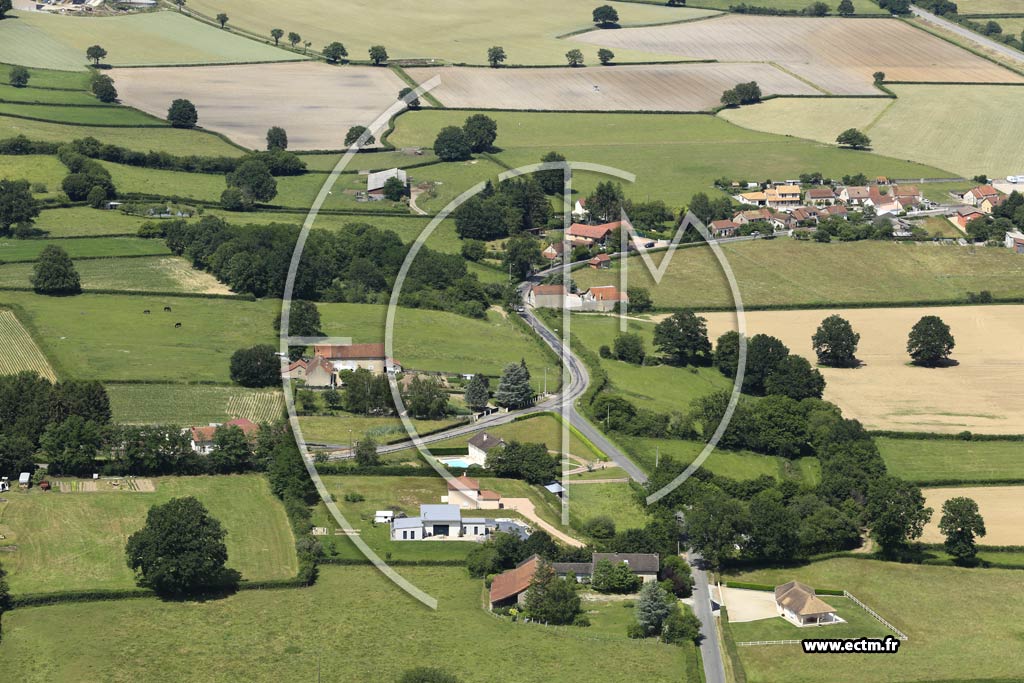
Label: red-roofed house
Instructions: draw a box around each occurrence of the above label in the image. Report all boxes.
[588,253,612,269]
[489,555,541,608]
[188,418,259,454]
[952,206,986,230]
[582,286,628,312]
[541,242,565,261]
[963,185,999,207]
[314,343,401,375]
[709,219,738,238]
[805,187,836,206]
[566,221,621,247]
[445,474,502,510]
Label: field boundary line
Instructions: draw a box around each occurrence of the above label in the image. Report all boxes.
[844,590,908,640]
[863,96,898,132]
[554,11,725,41]
[391,66,445,108]
[766,61,831,94]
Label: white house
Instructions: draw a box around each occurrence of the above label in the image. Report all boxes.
[775,581,840,627]
[467,432,505,467]
[444,475,502,509]
[374,510,394,524]
[187,418,259,455]
[314,343,401,375]
[390,503,529,541]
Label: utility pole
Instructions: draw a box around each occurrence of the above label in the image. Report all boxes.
[543,367,547,395]
[656,445,659,468]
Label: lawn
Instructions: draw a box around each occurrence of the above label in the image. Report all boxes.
[317,302,557,377]
[0,291,277,381]
[0,475,296,594]
[0,153,71,190]
[0,114,244,156]
[298,414,465,447]
[877,437,1024,483]
[0,10,303,71]
[388,110,953,207]
[727,596,897,641]
[0,236,170,262]
[720,85,1024,178]
[99,161,226,201]
[726,558,1024,682]
[0,100,161,126]
[0,566,692,682]
[567,481,649,530]
[186,0,714,65]
[574,240,1024,310]
[0,255,228,294]
[32,206,150,237]
[108,383,284,425]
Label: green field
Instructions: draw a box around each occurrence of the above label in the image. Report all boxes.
[727,558,1024,682]
[187,0,713,65]
[877,437,1024,483]
[0,11,304,71]
[0,114,244,156]
[0,236,170,263]
[0,83,107,106]
[0,475,296,594]
[388,110,953,207]
[108,383,284,424]
[0,291,277,381]
[32,207,149,237]
[0,100,161,126]
[0,63,89,89]
[727,596,897,641]
[100,161,226,201]
[297,150,441,172]
[691,0,885,13]
[0,308,56,381]
[720,85,1024,178]
[567,481,648,530]
[0,255,230,294]
[0,565,691,682]
[953,0,1024,12]
[0,153,71,190]
[318,303,556,376]
[299,414,465,447]
[574,240,1024,310]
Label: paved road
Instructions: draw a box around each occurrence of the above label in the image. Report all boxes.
[686,548,726,683]
[910,5,1024,66]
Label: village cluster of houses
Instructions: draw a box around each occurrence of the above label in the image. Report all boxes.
[281,342,401,389]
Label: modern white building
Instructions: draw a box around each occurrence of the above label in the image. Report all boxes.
[390,503,530,541]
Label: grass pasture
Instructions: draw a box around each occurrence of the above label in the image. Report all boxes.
[32,207,150,237]
[0,475,296,594]
[113,63,406,151]
[0,153,70,190]
[0,236,169,262]
[0,10,303,71]
[0,63,89,90]
[0,566,692,683]
[298,414,465,447]
[574,15,1023,94]
[567,481,648,530]
[0,83,107,106]
[99,161,225,201]
[186,0,717,65]
[108,384,284,425]
[877,437,1024,484]
[0,291,277,382]
[727,558,1024,682]
[0,308,56,381]
[699,304,1024,435]
[953,0,1024,12]
[0,256,230,294]
[921,485,1024,545]
[407,62,819,112]
[0,100,160,126]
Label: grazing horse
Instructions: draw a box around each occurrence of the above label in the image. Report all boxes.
[174,322,182,328]
[164,306,172,312]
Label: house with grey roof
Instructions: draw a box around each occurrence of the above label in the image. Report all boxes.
[774,581,840,627]
[390,503,530,541]
[552,552,660,584]
[467,431,505,467]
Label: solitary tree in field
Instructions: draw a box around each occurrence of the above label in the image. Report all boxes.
[368,45,389,65]
[287,31,301,48]
[873,70,885,83]
[0,0,12,19]
[536,151,567,195]
[32,245,80,295]
[565,48,584,67]
[939,497,986,565]
[344,125,374,146]
[812,314,860,367]
[270,28,284,46]
[907,315,955,366]
[226,158,278,204]
[593,4,620,26]
[487,46,507,67]
[0,178,39,236]
[838,0,855,15]
[167,98,198,129]
[399,87,420,109]
[86,45,107,66]
[8,65,28,88]
[323,42,348,63]
[266,126,288,151]
[598,48,615,65]
[126,497,240,597]
[836,128,871,149]
[216,12,229,28]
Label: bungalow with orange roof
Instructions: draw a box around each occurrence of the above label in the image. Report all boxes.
[588,253,612,269]
[775,581,840,627]
[313,342,401,375]
[566,221,621,247]
[838,186,870,206]
[952,206,986,230]
[709,219,738,238]
[736,190,767,206]
[445,474,503,509]
[732,208,774,226]
[980,194,1006,214]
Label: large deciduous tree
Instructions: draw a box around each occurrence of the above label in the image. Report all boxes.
[368,45,389,65]
[939,496,986,565]
[8,65,28,87]
[86,45,107,66]
[763,355,825,400]
[812,314,860,367]
[653,311,711,366]
[907,315,955,366]
[266,126,288,151]
[31,245,80,295]
[323,41,348,63]
[229,344,279,387]
[836,128,871,149]
[434,126,473,161]
[344,125,374,146]
[523,559,581,625]
[0,178,39,236]
[125,496,240,597]
[586,180,623,222]
[463,114,498,153]
[487,46,507,67]
[167,98,198,129]
[865,476,932,557]
[593,4,620,26]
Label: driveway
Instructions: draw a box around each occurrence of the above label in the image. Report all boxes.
[719,586,779,623]
[499,497,585,548]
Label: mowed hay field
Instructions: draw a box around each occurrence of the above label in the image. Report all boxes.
[107,384,284,425]
[0,567,692,683]
[113,63,405,150]
[408,63,819,112]
[0,475,296,594]
[0,309,56,381]
[921,486,1024,545]
[574,15,1023,94]
[187,0,716,65]
[701,305,1024,434]
[729,559,1024,683]
[0,10,302,70]
[721,85,1024,177]
[0,256,232,294]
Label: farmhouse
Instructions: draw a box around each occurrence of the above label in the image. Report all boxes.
[444,474,502,509]
[188,418,259,454]
[541,242,565,261]
[709,219,738,238]
[775,581,839,627]
[528,284,582,310]
[552,552,660,583]
[490,554,541,608]
[467,432,505,467]
[303,355,336,388]
[366,168,407,197]
[582,285,627,312]
[805,187,836,206]
[566,221,621,247]
[313,343,401,375]
[963,185,999,207]
[588,253,612,269]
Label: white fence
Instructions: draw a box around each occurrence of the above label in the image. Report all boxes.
[736,639,802,647]
[844,590,908,641]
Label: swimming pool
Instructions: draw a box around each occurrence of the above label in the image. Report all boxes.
[438,457,471,469]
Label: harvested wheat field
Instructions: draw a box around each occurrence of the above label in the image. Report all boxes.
[112,63,405,150]
[922,486,1024,546]
[408,62,819,111]
[0,309,56,381]
[701,305,1024,434]
[575,15,1023,94]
